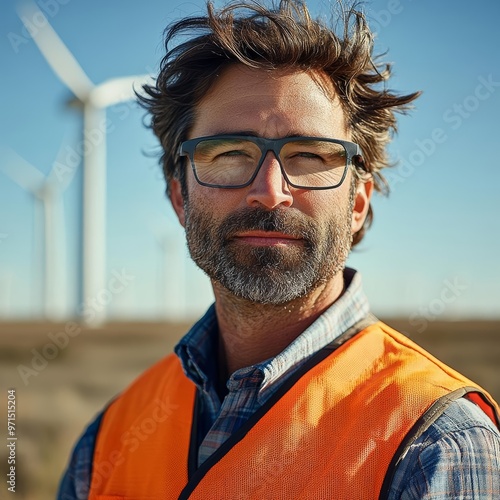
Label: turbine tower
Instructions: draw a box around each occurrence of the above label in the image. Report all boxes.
[149,223,188,321]
[0,145,74,320]
[18,1,151,325]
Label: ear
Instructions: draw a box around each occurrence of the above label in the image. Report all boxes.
[169,178,186,227]
[351,178,373,234]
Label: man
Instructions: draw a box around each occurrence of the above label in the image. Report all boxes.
[59,1,500,498]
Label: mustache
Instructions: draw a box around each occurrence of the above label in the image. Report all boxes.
[217,207,317,242]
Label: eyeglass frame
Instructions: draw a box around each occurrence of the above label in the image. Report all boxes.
[178,134,365,190]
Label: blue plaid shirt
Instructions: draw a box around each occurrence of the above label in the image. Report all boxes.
[58,268,500,499]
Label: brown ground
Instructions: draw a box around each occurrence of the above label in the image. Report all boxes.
[0,318,498,499]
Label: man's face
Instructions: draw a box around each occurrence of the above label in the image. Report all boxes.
[170,65,371,304]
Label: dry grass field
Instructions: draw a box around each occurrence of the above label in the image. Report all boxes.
[0,318,499,499]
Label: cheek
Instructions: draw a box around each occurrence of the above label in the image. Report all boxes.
[292,188,349,219]
[187,183,242,223]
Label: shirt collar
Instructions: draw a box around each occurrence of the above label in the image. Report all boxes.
[175,304,219,393]
[175,267,370,397]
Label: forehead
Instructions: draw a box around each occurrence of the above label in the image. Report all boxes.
[190,65,349,139]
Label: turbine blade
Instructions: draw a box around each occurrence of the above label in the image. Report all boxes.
[0,146,45,193]
[17,1,94,101]
[89,74,153,108]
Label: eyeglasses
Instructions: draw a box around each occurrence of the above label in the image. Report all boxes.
[178,135,363,190]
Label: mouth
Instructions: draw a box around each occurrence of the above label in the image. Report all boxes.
[232,230,304,247]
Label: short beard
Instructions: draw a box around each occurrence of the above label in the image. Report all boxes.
[183,189,355,305]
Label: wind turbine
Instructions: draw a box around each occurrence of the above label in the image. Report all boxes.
[149,222,188,321]
[18,1,152,326]
[0,145,74,321]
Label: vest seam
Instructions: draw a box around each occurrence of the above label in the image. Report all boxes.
[187,390,200,480]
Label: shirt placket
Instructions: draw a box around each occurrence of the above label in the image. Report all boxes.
[198,368,264,466]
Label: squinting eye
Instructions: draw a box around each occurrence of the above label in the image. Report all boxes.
[220,150,247,156]
[296,152,321,158]
[290,151,323,160]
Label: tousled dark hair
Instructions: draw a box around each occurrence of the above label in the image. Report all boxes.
[138,0,420,246]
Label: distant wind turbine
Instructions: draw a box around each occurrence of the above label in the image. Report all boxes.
[18,1,152,325]
[149,223,188,321]
[0,145,75,320]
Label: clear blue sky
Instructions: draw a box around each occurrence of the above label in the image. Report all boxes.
[0,0,499,321]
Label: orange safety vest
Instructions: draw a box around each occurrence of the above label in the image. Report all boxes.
[88,321,499,499]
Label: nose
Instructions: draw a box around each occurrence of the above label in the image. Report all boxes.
[245,152,293,209]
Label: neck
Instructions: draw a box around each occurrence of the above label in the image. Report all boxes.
[214,274,345,377]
